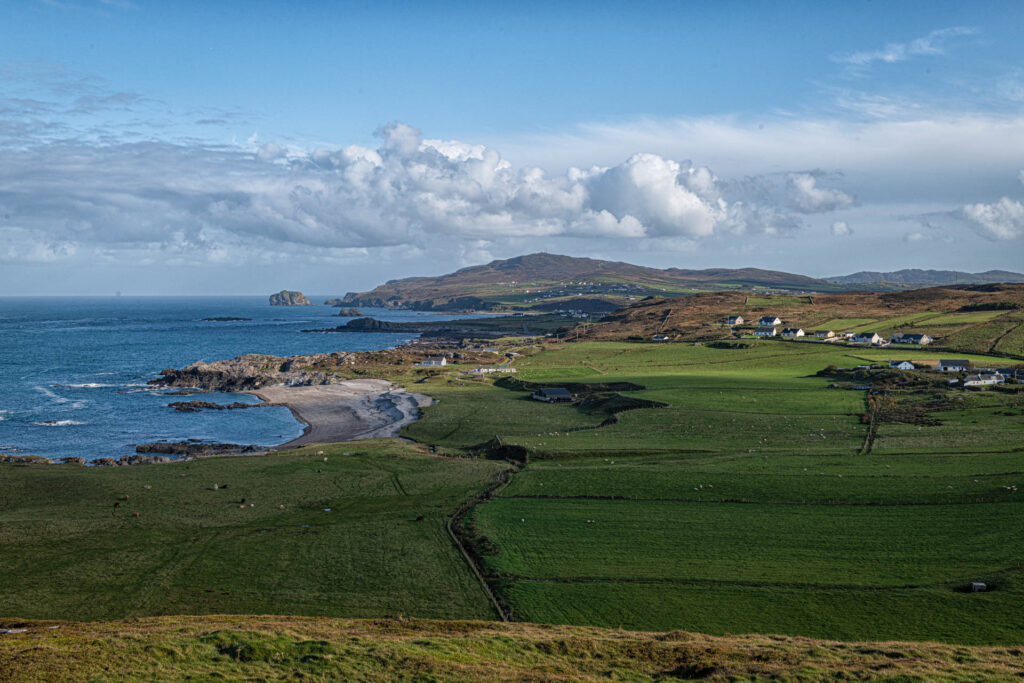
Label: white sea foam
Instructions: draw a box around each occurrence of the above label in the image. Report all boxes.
[33,420,85,427]
[35,386,70,403]
[60,383,113,389]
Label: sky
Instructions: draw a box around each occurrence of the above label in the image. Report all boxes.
[1,0,1023,295]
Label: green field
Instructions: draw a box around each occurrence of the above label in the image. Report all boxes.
[815,317,878,330]
[419,340,1024,644]
[0,441,505,621]
[924,310,1011,325]
[4,337,1023,654]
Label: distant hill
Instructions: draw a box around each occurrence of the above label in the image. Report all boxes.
[828,269,1024,288]
[340,252,837,311]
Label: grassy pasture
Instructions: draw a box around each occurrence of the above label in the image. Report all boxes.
[995,323,1024,356]
[443,339,1024,644]
[0,441,505,622]
[473,498,1023,586]
[815,317,877,330]
[925,310,1012,325]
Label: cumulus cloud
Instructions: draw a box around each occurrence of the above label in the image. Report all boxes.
[787,173,855,213]
[832,26,977,66]
[958,197,1024,240]
[0,122,852,264]
[831,221,853,236]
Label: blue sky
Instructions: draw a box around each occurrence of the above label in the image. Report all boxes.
[1,0,1023,294]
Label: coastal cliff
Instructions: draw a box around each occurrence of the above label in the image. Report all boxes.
[270,290,313,306]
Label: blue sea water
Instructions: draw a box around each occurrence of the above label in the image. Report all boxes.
[0,297,471,461]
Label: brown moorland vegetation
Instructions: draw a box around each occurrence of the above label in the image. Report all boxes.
[2,615,1024,682]
[586,284,1024,356]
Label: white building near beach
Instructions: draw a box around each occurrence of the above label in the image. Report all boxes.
[416,356,448,367]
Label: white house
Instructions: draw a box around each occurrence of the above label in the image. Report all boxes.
[416,356,448,367]
[726,315,744,325]
[889,360,915,370]
[964,373,1004,387]
[758,316,782,326]
[889,333,934,345]
[754,327,778,337]
[812,330,835,339]
[651,335,670,342]
[852,332,882,345]
[780,328,805,338]
[939,359,970,372]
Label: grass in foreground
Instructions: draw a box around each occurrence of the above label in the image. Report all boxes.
[2,615,1024,682]
[0,440,505,622]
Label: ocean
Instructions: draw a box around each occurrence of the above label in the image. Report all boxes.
[0,297,471,461]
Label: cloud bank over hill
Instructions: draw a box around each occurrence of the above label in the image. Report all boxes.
[0,122,858,266]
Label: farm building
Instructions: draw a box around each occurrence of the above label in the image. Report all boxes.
[780,328,805,338]
[889,333,934,345]
[939,359,970,372]
[416,356,448,367]
[754,327,778,337]
[812,330,835,339]
[758,316,782,326]
[964,373,1004,387]
[651,335,670,342]
[726,315,744,325]
[889,360,915,370]
[531,387,574,402]
[852,332,882,345]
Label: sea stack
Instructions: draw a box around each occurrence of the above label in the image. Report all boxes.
[270,290,313,306]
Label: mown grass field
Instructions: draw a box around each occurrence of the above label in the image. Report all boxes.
[5,616,1024,682]
[410,340,1024,644]
[0,440,505,622]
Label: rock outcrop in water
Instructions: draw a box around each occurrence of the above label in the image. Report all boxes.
[334,307,364,317]
[134,442,259,457]
[151,352,359,391]
[167,400,267,412]
[269,290,313,306]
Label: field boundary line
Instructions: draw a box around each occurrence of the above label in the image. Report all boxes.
[445,457,522,622]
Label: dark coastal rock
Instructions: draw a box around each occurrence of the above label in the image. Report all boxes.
[58,457,86,465]
[2,454,53,464]
[93,458,119,467]
[334,307,364,317]
[150,352,355,391]
[167,400,265,412]
[201,317,252,322]
[135,442,259,457]
[269,290,313,306]
[118,454,177,465]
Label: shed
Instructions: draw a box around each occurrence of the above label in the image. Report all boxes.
[532,387,574,402]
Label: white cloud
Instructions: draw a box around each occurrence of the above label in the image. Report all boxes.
[831,221,853,236]
[0,123,848,265]
[958,197,1024,240]
[832,26,977,66]
[788,173,854,213]
[904,231,927,243]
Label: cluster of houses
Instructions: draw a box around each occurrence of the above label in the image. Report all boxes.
[882,358,1022,386]
[729,314,936,347]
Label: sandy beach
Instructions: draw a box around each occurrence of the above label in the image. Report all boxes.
[250,380,433,449]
